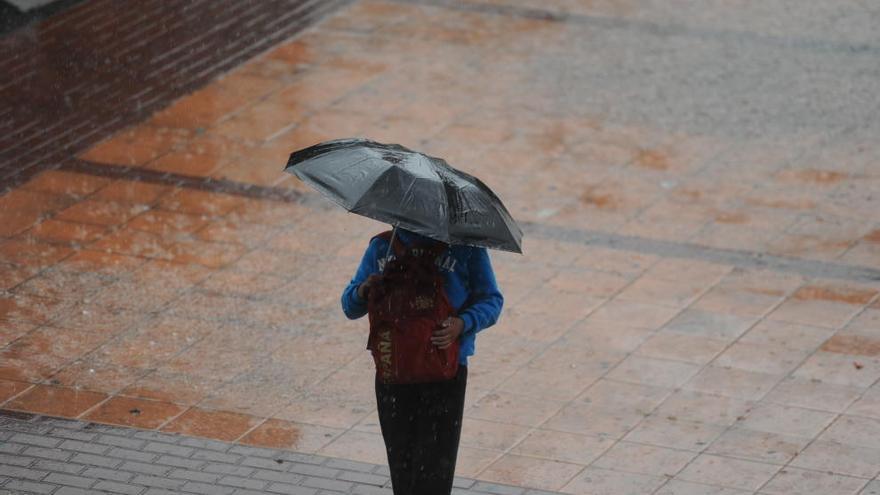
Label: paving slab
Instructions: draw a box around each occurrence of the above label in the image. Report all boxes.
[2,0,880,493]
[0,410,555,495]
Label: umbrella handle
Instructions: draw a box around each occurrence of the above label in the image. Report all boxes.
[382,224,399,273]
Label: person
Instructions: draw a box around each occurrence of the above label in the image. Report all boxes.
[342,227,503,495]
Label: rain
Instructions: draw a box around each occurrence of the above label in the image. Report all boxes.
[2,1,880,494]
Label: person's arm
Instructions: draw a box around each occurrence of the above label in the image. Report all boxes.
[341,238,383,320]
[458,248,503,335]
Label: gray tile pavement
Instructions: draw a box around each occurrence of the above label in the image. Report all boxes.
[0,410,558,495]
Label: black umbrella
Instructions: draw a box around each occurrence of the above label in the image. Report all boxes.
[284,138,522,253]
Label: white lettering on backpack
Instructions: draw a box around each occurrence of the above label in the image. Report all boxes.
[411,295,434,310]
[378,253,456,273]
[379,328,393,380]
[438,255,457,272]
[377,255,395,272]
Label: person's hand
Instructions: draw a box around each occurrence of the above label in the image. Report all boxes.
[432,317,464,349]
[357,274,383,300]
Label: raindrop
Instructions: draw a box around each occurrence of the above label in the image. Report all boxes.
[536,208,557,219]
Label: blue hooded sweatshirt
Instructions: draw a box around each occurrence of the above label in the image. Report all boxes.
[341,229,503,365]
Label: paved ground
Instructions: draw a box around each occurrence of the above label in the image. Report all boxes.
[1,410,555,495]
[2,0,880,494]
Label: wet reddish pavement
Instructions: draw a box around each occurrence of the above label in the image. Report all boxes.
[2,1,880,493]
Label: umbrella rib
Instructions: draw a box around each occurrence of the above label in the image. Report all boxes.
[303,156,380,208]
[335,156,375,174]
[399,176,418,208]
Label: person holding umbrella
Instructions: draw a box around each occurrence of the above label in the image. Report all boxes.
[343,227,503,494]
[285,139,521,495]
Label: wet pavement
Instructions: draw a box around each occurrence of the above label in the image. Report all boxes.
[2,0,880,494]
[0,0,347,190]
[1,410,556,495]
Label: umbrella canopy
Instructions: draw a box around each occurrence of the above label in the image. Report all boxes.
[284,138,523,253]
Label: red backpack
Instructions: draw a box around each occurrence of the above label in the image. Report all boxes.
[367,231,459,384]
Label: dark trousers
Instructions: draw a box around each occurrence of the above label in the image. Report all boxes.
[375,366,468,495]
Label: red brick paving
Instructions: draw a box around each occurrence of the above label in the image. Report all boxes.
[0,0,349,190]
[2,0,880,492]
